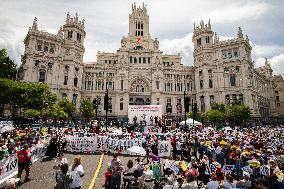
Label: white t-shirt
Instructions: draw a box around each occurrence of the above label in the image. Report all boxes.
[207,181,219,189]
[69,165,84,188]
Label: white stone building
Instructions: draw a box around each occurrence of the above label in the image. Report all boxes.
[18,3,282,122]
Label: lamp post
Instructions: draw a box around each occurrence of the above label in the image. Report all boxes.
[183,91,187,130]
[95,95,98,120]
[104,88,109,131]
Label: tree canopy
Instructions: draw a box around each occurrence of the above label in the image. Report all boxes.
[58,98,76,117]
[80,98,94,120]
[205,109,225,125]
[0,49,17,80]
[0,78,57,116]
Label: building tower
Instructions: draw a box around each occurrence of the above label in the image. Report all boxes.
[60,13,86,109]
[129,2,150,39]
[192,20,215,113]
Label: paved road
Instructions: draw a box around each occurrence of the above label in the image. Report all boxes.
[3,153,145,189]
[17,153,102,189]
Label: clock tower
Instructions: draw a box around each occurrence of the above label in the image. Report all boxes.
[120,3,158,51]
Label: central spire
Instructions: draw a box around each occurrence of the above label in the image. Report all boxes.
[129,2,149,38]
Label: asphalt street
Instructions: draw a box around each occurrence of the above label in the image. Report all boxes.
[17,153,102,189]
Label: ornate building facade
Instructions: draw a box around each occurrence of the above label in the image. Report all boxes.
[18,3,282,122]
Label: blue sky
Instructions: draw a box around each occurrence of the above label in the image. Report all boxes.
[0,0,283,76]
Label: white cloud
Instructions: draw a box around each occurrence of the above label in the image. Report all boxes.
[160,33,194,65]
[201,1,272,24]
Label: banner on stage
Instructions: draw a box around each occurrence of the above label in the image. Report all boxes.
[128,105,162,124]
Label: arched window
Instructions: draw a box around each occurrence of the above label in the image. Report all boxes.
[230,75,236,86]
[38,71,46,83]
[136,85,144,92]
[74,77,78,87]
[134,57,137,63]
[210,95,214,105]
[209,79,213,88]
[129,56,132,63]
[72,94,78,106]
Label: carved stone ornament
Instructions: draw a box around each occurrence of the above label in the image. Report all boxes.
[130,78,149,92]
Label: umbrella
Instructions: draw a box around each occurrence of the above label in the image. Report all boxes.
[126,146,146,156]
[0,126,15,133]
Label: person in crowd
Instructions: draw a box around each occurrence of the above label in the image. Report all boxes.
[55,163,73,189]
[110,153,123,189]
[222,174,236,188]
[69,156,84,189]
[123,160,135,188]
[54,153,68,182]
[0,145,10,160]
[142,165,153,188]
[104,167,112,189]
[17,143,31,183]
[206,174,219,189]
[45,136,59,159]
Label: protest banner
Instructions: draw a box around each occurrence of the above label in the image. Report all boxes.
[242,165,253,175]
[66,135,171,157]
[0,155,18,185]
[223,165,235,174]
[260,166,270,176]
[66,136,97,153]
[168,163,180,173]
[158,141,171,157]
[0,144,46,185]
[30,144,47,163]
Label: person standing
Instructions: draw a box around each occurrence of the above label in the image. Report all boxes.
[110,153,123,189]
[69,156,84,189]
[55,164,72,189]
[17,143,31,183]
[54,153,68,182]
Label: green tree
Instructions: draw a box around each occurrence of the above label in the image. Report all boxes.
[80,98,94,121]
[23,109,41,119]
[0,49,17,80]
[226,104,252,126]
[46,104,68,119]
[211,102,226,113]
[0,78,57,117]
[58,98,76,117]
[205,109,224,126]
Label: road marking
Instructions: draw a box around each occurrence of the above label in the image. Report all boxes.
[88,153,104,189]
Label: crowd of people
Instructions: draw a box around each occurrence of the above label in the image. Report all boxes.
[101,124,284,189]
[1,119,284,189]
